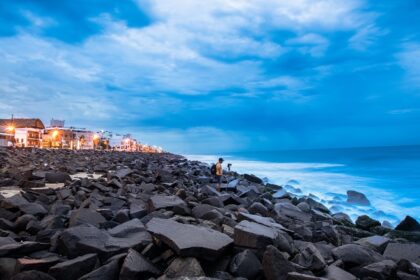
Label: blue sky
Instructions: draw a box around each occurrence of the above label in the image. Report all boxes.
[0,0,419,153]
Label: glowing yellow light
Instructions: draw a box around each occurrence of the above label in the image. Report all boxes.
[6,125,15,132]
[52,130,59,139]
[93,134,99,140]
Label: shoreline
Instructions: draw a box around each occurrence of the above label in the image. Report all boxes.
[185,153,417,226]
[0,148,419,279]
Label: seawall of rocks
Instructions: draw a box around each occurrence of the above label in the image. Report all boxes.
[0,148,419,280]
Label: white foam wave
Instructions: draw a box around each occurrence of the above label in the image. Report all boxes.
[184,154,418,225]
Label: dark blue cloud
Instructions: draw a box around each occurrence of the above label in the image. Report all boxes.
[0,0,150,42]
[0,0,419,153]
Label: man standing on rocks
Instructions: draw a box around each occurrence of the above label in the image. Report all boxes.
[216,157,224,192]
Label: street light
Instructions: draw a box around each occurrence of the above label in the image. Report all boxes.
[6,125,15,132]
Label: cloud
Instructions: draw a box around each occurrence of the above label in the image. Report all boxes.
[397,43,420,88]
[0,0,419,151]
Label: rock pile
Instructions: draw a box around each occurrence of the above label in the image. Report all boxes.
[0,147,419,280]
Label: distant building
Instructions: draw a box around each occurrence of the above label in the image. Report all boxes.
[0,126,14,147]
[0,118,45,147]
[43,126,96,150]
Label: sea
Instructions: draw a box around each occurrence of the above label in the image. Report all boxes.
[185,145,420,226]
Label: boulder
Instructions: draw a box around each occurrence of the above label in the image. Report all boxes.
[356,215,381,230]
[395,216,420,232]
[0,242,50,258]
[57,224,152,260]
[146,218,233,260]
[355,235,391,253]
[293,243,326,271]
[107,218,146,238]
[332,244,383,267]
[119,248,160,280]
[346,190,370,206]
[237,212,292,233]
[234,220,294,254]
[244,174,263,184]
[383,243,420,264]
[45,172,71,183]
[148,195,186,212]
[78,259,120,280]
[11,270,55,280]
[0,257,18,279]
[262,245,296,280]
[48,253,99,280]
[163,257,205,278]
[360,259,397,280]
[69,208,106,227]
[248,202,269,216]
[274,202,312,222]
[286,273,326,280]
[325,265,357,280]
[229,249,261,279]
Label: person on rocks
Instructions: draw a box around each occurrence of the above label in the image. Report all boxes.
[215,157,224,192]
[227,163,232,172]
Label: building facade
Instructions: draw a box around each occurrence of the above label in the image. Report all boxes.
[0,118,45,147]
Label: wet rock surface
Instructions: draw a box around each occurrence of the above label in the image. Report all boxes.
[0,148,419,280]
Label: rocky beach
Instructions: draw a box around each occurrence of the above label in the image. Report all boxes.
[0,148,419,280]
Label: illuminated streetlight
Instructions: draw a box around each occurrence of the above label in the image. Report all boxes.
[6,125,15,132]
[52,130,59,139]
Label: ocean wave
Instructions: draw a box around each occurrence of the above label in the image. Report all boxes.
[185,154,419,226]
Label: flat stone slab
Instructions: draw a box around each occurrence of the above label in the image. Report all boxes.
[383,243,420,264]
[146,218,233,260]
[148,195,187,212]
[234,220,284,249]
[238,212,293,234]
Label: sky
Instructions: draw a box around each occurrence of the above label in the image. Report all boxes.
[0,0,419,153]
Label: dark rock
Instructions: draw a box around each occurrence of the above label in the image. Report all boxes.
[332,244,383,267]
[57,224,152,260]
[360,259,397,280]
[347,190,370,206]
[244,174,263,184]
[107,218,146,238]
[0,218,15,231]
[114,209,130,223]
[78,259,120,280]
[356,215,381,230]
[229,249,261,279]
[146,218,233,260]
[249,202,269,216]
[48,253,98,280]
[202,197,224,208]
[119,248,160,280]
[395,216,420,232]
[129,203,147,219]
[69,208,106,227]
[262,245,296,280]
[274,202,312,222]
[237,212,292,233]
[355,235,391,253]
[164,257,205,278]
[45,172,71,183]
[325,265,357,280]
[11,270,55,280]
[234,220,293,254]
[286,273,325,280]
[0,257,18,279]
[332,213,354,227]
[383,243,420,264]
[148,195,186,212]
[293,243,326,271]
[0,242,50,258]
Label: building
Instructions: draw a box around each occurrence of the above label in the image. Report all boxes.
[0,118,45,147]
[43,127,97,149]
[0,126,14,147]
[42,119,97,149]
